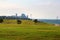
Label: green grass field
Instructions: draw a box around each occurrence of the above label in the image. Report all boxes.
[0,20,60,40]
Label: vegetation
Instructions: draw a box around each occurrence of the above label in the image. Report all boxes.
[33,19,38,23]
[0,20,60,40]
[0,19,3,23]
[17,20,22,24]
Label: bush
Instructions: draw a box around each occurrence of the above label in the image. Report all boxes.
[17,20,22,24]
[0,19,3,23]
[33,19,38,23]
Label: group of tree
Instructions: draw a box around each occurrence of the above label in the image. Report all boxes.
[17,20,22,24]
[0,18,39,24]
[0,19,22,24]
[33,19,38,23]
[0,19,4,23]
[17,19,38,24]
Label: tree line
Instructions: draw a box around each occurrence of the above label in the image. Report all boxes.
[0,19,39,24]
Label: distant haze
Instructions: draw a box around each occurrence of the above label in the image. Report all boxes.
[0,0,60,19]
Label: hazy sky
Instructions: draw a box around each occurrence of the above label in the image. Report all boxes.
[0,0,60,19]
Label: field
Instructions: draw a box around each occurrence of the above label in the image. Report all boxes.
[0,20,60,40]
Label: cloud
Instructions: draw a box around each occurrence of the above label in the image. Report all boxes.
[0,3,19,9]
[0,0,60,19]
[28,0,60,19]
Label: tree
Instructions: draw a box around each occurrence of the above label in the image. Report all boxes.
[17,20,22,24]
[0,19,3,23]
[33,19,38,23]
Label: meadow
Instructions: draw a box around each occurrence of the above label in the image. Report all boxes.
[0,20,60,40]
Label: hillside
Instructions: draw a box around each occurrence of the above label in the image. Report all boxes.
[0,20,60,40]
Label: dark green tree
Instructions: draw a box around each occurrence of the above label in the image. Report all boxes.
[33,19,38,23]
[0,19,3,23]
[17,20,22,24]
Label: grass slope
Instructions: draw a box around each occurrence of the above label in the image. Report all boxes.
[0,20,60,40]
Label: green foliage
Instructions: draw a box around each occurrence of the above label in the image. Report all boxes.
[33,19,39,24]
[0,19,3,23]
[1,19,48,25]
[17,20,22,24]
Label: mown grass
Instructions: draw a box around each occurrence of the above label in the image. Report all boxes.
[0,20,60,40]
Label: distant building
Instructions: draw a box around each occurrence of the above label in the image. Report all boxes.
[0,13,30,20]
[20,14,28,19]
[54,16,60,26]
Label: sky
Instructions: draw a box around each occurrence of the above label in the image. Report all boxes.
[0,0,60,19]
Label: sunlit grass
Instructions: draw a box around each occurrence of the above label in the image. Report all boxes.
[0,20,60,40]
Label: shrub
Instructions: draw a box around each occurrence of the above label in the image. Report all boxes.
[0,19,3,23]
[33,19,38,23]
[17,20,22,24]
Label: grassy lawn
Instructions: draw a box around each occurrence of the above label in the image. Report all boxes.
[0,20,60,40]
